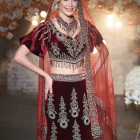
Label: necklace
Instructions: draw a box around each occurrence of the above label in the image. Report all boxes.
[56,15,77,37]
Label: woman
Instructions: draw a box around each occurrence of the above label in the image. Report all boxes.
[13,0,117,140]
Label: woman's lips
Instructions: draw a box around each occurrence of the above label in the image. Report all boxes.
[65,8,73,12]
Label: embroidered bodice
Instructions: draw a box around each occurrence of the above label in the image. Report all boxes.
[19,19,103,69]
[46,19,86,69]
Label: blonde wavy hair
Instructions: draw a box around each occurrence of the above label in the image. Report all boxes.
[52,0,61,11]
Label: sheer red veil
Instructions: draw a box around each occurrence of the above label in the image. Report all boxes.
[35,0,117,140]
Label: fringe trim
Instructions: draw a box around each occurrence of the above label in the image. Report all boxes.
[50,59,84,70]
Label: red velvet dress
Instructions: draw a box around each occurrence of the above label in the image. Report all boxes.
[19,18,117,140]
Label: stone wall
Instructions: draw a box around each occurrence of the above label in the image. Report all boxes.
[0,9,140,95]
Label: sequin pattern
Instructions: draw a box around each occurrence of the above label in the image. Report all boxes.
[72,120,81,140]
[57,96,70,129]
[69,88,80,118]
[81,93,90,125]
[47,90,57,119]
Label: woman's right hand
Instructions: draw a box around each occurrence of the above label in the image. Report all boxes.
[45,75,53,100]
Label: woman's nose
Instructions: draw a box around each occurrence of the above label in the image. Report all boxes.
[68,0,73,6]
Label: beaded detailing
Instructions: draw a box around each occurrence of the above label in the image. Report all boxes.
[77,1,104,138]
[47,90,57,119]
[46,19,86,70]
[51,42,60,56]
[72,120,81,140]
[56,15,78,37]
[50,58,84,70]
[50,74,84,82]
[50,121,57,140]
[81,93,90,125]
[57,96,69,129]
[69,88,80,118]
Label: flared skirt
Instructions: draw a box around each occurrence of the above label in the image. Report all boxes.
[45,74,93,140]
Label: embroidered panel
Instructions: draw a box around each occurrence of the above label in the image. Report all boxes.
[50,74,85,82]
[72,119,81,140]
[81,93,90,125]
[47,90,57,119]
[50,121,57,140]
[57,96,69,129]
[44,20,87,69]
[69,88,80,118]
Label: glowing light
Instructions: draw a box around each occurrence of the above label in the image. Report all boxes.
[107,14,113,19]
[41,20,45,23]
[103,40,107,44]
[40,11,47,18]
[32,20,38,26]
[107,21,113,27]
[92,47,97,54]
[116,21,122,27]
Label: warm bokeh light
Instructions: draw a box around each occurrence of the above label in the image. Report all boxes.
[32,20,38,26]
[107,21,113,27]
[103,40,107,44]
[92,47,97,54]
[116,21,122,27]
[40,11,47,18]
[41,20,45,23]
[107,14,113,19]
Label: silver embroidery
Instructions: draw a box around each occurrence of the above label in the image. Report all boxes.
[50,121,57,140]
[72,120,81,140]
[81,93,90,125]
[50,74,84,82]
[47,90,57,119]
[48,20,86,58]
[51,42,60,56]
[57,96,69,129]
[69,88,80,118]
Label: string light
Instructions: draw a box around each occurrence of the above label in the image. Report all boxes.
[116,21,122,27]
[32,20,38,26]
[103,40,107,44]
[41,20,45,23]
[92,47,98,54]
[107,14,113,19]
[107,21,113,27]
[40,11,47,18]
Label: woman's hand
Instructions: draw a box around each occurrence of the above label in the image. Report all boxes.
[44,75,53,100]
[79,67,96,79]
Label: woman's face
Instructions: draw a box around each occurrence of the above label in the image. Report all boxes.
[58,0,78,16]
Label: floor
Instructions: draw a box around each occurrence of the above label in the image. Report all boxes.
[0,94,139,140]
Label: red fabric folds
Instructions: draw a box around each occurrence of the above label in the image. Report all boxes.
[19,22,48,57]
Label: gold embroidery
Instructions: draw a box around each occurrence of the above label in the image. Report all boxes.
[50,74,84,82]
[81,93,90,125]
[69,88,80,118]
[51,42,60,56]
[47,90,57,119]
[48,20,86,58]
[72,119,81,140]
[57,96,69,129]
[50,121,57,140]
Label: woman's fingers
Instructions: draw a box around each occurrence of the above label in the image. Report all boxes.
[45,88,49,100]
[49,86,53,93]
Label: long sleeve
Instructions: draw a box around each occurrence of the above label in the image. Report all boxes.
[19,21,51,57]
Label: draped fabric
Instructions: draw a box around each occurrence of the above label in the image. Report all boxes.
[19,0,117,139]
